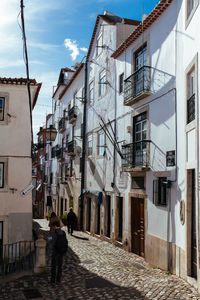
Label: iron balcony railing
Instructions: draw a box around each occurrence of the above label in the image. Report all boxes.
[58,117,65,132]
[121,140,151,168]
[68,106,78,123]
[124,66,151,105]
[0,241,35,277]
[67,140,76,155]
[56,148,63,160]
[187,93,195,124]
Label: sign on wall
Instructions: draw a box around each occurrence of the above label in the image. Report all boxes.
[166,150,175,167]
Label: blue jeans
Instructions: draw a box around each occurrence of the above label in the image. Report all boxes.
[51,251,63,283]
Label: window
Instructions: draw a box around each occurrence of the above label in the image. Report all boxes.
[153,177,167,206]
[0,163,4,188]
[119,73,124,94]
[96,33,103,57]
[0,98,4,121]
[87,134,93,156]
[99,69,106,97]
[187,0,198,18]
[82,87,85,103]
[133,112,147,167]
[89,81,94,105]
[73,92,77,106]
[132,176,144,189]
[97,131,105,156]
[187,68,195,123]
[135,44,147,71]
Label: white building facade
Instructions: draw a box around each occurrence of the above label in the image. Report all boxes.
[0,77,41,246]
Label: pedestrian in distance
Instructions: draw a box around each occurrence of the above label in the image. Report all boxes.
[48,212,63,236]
[66,207,77,235]
[50,221,68,284]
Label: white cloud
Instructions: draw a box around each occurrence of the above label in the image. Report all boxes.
[28,41,60,51]
[64,38,80,61]
[80,47,88,52]
[64,39,88,60]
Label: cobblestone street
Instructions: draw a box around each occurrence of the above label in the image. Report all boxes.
[0,219,200,300]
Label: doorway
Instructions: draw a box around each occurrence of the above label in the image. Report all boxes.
[86,197,91,232]
[116,197,123,242]
[105,195,111,238]
[96,204,100,235]
[0,222,3,262]
[60,198,63,216]
[187,169,197,278]
[131,197,145,257]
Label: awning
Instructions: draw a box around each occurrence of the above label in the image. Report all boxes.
[83,189,103,205]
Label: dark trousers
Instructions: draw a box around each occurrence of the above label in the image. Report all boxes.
[51,252,63,283]
[68,223,74,235]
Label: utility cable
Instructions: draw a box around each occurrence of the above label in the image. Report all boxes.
[20,0,33,157]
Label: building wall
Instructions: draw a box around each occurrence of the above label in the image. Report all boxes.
[0,83,37,243]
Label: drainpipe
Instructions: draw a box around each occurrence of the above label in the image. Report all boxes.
[80,62,88,230]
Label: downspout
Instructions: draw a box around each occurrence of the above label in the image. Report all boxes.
[80,62,88,230]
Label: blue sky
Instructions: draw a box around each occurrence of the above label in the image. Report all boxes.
[0,0,160,140]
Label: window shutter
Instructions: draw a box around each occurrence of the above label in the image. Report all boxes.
[153,179,158,205]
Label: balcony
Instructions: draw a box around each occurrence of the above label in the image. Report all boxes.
[58,117,66,133]
[121,140,151,170]
[56,148,64,161]
[66,140,76,156]
[68,106,78,124]
[124,66,151,106]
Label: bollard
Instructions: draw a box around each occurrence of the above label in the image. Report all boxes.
[34,234,46,274]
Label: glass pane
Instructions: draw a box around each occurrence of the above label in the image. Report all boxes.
[0,163,4,188]
[135,132,141,142]
[142,121,147,130]
[135,123,141,132]
[0,98,4,121]
[142,131,146,140]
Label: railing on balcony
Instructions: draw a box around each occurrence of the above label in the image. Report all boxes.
[121,140,151,168]
[187,93,195,124]
[68,106,78,123]
[56,148,63,160]
[67,140,76,155]
[0,241,35,277]
[58,117,66,132]
[124,66,151,105]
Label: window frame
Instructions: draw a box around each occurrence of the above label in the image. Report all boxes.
[0,93,9,125]
[153,177,168,207]
[0,97,5,121]
[0,162,4,188]
[186,0,199,27]
[96,32,103,57]
[99,69,107,98]
[97,131,105,156]
[119,73,124,94]
[87,134,93,157]
[89,80,94,106]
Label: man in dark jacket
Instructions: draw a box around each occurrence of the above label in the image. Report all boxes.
[50,221,68,284]
[66,208,77,235]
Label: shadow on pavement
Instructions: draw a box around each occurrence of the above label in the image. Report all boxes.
[0,222,147,299]
[71,234,89,241]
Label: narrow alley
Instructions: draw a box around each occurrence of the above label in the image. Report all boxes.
[0,220,200,300]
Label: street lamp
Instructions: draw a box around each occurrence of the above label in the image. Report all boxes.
[45,125,57,142]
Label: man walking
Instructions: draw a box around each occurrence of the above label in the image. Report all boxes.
[66,208,77,235]
[50,221,68,284]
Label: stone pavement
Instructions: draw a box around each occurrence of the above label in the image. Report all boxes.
[0,219,200,300]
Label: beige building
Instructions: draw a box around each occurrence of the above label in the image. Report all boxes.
[0,77,41,246]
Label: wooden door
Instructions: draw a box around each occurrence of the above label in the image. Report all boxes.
[0,222,3,262]
[131,197,145,257]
